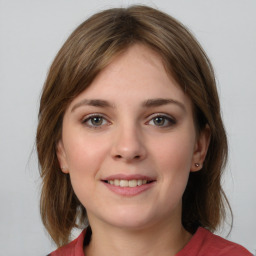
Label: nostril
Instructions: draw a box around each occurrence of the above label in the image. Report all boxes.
[114,154,141,160]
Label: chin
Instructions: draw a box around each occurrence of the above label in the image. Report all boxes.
[100,207,159,230]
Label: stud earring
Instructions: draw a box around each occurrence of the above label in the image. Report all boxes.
[195,163,200,167]
[61,166,68,172]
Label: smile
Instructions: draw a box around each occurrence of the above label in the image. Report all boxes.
[106,179,152,187]
[102,175,156,196]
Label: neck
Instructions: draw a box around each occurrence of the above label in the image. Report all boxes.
[84,218,191,256]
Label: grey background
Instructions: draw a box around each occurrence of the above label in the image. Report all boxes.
[0,0,255,255]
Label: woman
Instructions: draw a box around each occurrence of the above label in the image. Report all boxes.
[37,5,252,256]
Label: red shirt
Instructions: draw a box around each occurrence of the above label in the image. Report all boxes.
[49,227,252,256]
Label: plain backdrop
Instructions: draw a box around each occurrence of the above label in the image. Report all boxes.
[0,0,255,255]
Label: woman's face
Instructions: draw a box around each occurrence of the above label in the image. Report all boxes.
[57,44,209,230]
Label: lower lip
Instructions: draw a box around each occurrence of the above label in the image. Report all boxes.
[103,181,155,196]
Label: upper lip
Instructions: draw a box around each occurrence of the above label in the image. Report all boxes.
[102,174,156,181]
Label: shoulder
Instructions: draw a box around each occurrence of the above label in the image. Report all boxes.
[48,229,86,256]
[177,227,252,256]
[201,228,252,255]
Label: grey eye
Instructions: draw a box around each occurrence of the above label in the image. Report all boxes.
[153,116,166,126]
[90,116,104,126]
[82,115,108,128]
[148,115,176,127]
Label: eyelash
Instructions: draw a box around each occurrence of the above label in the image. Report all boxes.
[81,113,176,129]
[147,114,176,128]
[82,114,110,129]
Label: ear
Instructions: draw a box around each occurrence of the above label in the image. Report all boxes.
[56,140,69,174]
[190,125,211,172]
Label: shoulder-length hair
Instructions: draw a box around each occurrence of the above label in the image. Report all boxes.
[37,5,230,247]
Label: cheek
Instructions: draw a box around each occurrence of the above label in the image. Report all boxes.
[63,134,111,206]
[151,134,195,211]
[152,132,195,172]
[63,131,111,178]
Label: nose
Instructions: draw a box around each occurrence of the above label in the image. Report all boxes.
[111,125,147,162]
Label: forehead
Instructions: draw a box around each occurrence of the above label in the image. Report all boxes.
[68,44,192,111]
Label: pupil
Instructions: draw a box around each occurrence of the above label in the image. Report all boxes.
[92,117,102,125]
[154,117,164,126]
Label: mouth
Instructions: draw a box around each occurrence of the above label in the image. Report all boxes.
[101,175,156,196]
[103,179,154,187]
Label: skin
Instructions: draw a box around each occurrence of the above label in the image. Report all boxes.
[57,44,210,256]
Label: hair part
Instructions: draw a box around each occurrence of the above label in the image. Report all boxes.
[37,5,231,247]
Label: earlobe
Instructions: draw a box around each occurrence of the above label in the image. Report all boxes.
[56,140,69,174]
[191,125,211,172]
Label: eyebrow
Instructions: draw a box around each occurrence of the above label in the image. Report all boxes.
[71,99,113,112]
[142,98,185,111]
[71,98,185,112]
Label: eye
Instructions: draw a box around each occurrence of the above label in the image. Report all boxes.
[82,114,109,128]
[148,114,176,127]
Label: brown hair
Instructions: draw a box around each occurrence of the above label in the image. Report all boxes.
[37,5,230,247]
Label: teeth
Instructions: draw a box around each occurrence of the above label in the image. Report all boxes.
[114,179,120,186]
[107,179,149,187]
[129,180,137,187]
[120,180,128,187]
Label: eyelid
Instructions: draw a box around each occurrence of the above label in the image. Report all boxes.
[146,112,176,120]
